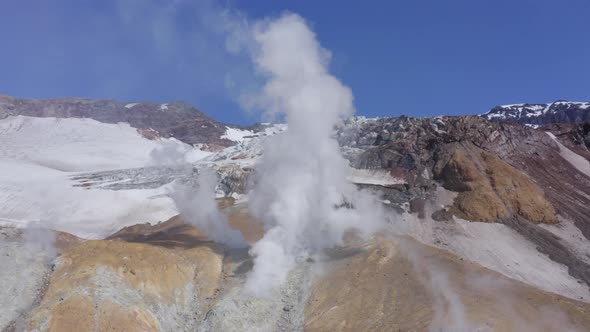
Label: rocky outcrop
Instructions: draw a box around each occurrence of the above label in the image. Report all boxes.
[15,203,266,332]
[436,147,556,224]
[334,115,590,288]
[337,116,559,224]
[0,228,82,332]
[26,223,224,331]
[544,122,590,159]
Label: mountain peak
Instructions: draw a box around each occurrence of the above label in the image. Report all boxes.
[482,100,590,127]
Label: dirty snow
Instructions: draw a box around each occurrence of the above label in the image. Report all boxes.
[390,213,590,302]
[540,216,590,266]
[348,168,406,186]
[547,132,590,177]
[386,186,590,302]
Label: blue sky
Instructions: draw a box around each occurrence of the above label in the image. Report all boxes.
[1,0,588,124]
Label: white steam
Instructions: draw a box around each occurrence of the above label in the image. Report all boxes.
[149,141,192,166]
[170,168,246,248]
[23,220,57,259]
[243,14,385,295]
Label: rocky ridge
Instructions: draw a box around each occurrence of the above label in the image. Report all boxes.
[0,95,244,148]
[482,101,590,127]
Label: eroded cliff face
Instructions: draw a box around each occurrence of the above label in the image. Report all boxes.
[337,116,563,225]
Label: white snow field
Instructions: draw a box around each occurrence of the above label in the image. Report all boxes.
[0,116,210,238]
[348,168,406,186]
[221,126,255,143]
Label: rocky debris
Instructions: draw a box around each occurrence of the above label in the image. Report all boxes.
[217,165,253,197]
[431,209,453,222]
[305,237,590,332]
[502,217,590,292]
[509,138,590,240]
[482,101,590,127]
[409,198,426,218]
[137,128,162,141]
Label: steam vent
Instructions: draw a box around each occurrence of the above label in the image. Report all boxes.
[2,1,590,331]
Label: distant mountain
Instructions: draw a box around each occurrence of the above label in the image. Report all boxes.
[481,101,590,128]
[0,95,237,147]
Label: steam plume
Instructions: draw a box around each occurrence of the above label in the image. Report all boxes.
[171,168,246,248]
[243,13,384,295]
[23,220,57,259]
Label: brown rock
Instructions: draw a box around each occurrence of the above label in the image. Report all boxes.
[28,227,224,331]
[437,146,556,224]
[305,238,590,332]
[431,209,453,222]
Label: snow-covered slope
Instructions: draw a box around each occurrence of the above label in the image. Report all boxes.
[482,101,590,127]
[0,116,211,238]
[0,115,286,238]
[0,116,188,171]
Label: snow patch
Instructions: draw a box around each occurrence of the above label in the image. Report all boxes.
[0,116,175,171]
[0,160,177,239]
[261,123,287,136]
[0,116,215,238]
[485,101,590,121]
[348,168,406,186]
[124,103,139,109]
[221,127,255,143]
[546,132,590,177]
